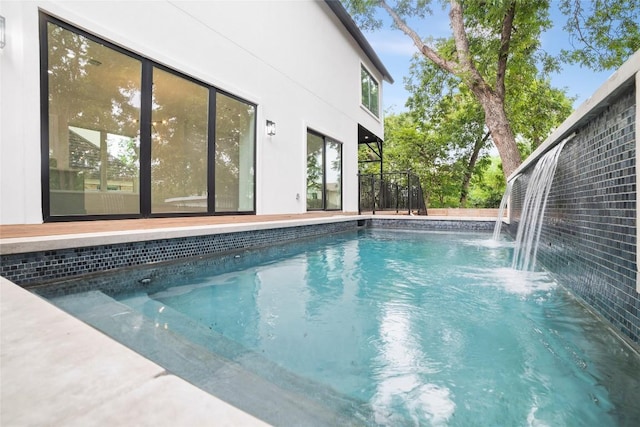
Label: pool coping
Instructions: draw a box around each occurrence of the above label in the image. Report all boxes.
[0,215,498,426]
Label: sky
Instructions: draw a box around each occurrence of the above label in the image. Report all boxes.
[361,2,615,114]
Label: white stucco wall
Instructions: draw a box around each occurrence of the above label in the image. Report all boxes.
[0,0,386,224]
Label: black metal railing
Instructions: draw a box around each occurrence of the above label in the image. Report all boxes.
[358,171,427,215]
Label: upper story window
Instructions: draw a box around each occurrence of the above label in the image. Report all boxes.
[361,65,379,118]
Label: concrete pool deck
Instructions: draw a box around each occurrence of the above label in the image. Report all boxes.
[0,212,498,425]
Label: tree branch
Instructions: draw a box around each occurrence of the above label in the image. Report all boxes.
[569,0,601,55]
[448,0,489,92]
[378,0,460,75]
[496,1,517,100]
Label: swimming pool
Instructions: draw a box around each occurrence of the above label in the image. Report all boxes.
[41,229,640,426]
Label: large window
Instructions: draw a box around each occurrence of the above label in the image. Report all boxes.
[306,130,342,211]
[361,66,379,118]
[41,15,256,220]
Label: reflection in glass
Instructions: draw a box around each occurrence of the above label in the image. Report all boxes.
[151,68,209,213]
[45,19,258,218]
[326,140,342,210]
[47,22,141,215]
[361,66,379,117]
[215,93,256,212]
[307,132,342,211]
[306,133,324,210]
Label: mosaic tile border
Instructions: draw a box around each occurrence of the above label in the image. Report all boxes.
[1,221,359,287]
[367,218,495,231]
[31,229,362,299]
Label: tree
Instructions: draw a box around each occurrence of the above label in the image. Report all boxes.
[559,0,640,71]
[381,107,480,207]
[405,53,492,206]
[344,0,557,178]
[507,76,574,154]
[403,38,573,206]
[467,156,506,208]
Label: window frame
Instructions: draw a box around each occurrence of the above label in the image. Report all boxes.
[39,12,257,221]
[360,64,380,118]
[306,129,343,212]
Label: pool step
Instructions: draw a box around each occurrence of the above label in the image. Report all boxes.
[118,292,376,426]
[51,291,376,427]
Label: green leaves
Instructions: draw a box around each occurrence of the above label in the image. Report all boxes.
[559,0,640,71]
[347,0,632,202]
[389,34,572,207]
[342,0,385,30]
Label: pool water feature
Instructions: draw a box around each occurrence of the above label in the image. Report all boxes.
[45,229,640,426]
[492,178,515,240]
[512,139,567,271]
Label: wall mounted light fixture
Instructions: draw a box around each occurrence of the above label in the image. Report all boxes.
[266,120,276,136]
[0,16,6,49]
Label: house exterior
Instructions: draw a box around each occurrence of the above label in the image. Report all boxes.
[0,0,392,224]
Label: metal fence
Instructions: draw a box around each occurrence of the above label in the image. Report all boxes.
[358,171,427,215]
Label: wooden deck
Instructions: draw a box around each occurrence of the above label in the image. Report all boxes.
[0,209,500,240]
[0,212,357,239]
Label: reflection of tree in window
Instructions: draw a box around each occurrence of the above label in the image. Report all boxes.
[326,141,342,210]
[150,68,208,213]
[215,93,255,212]
[47,22,141,215]
[306,133,324,210]
[306,132,341,210]
[360,66,379,117]
[45,18,256,216]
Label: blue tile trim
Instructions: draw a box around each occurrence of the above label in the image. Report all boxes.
[1,221,357,287]
[368,218,495,231]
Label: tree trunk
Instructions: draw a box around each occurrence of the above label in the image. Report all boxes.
[459,131,490,206]
[475,90,521,178]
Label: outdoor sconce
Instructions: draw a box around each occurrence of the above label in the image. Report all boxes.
[266,120,276,136]
[0,16,6,49]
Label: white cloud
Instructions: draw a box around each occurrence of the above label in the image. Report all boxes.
[365,32,418,57]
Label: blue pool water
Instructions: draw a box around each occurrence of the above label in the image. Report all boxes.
[47,229,640,426]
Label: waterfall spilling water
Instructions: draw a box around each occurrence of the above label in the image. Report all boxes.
[512,140,567,271]
[492,179,516,240]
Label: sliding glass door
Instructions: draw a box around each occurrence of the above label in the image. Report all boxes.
[46,20,142,216]
[151,68,209,213]
[306,130,342,211]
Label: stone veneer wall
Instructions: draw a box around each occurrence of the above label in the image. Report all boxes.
[508,87,638,344]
